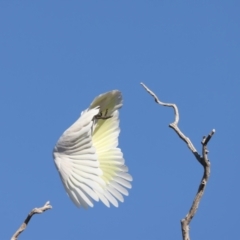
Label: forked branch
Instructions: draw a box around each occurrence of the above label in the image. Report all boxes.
[11,201,52,240]
[141,82,215,240]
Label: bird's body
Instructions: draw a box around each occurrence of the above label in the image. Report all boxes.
[53,90,132,208]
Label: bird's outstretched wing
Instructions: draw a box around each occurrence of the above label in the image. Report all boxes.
[53,90,132,208]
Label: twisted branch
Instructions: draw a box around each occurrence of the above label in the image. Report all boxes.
[11,201,52,240]
[141,82,215,240]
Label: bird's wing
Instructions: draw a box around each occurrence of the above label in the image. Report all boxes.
[92,103,132,207]
[53,107,105,208]
[53,90,132,208]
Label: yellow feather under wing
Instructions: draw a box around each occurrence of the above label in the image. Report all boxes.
[92,110,132,207]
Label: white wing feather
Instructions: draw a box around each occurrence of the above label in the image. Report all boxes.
[53,90,132,208]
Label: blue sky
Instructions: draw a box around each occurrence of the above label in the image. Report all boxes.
[0,1,239,239]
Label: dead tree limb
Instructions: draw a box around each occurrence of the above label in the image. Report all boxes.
[141,82,215,240]
[11,201,52,240]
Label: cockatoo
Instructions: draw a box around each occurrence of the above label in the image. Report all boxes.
[53,90,132,208]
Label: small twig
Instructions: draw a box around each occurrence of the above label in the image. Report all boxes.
[141,82,215,240]
[140,82,201,162]
[11,201,52,240]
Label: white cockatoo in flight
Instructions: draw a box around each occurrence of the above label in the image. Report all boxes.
[53,90,132,208]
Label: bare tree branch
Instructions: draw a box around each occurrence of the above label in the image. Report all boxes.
[141,82,215,240]
[11,201,52,240]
